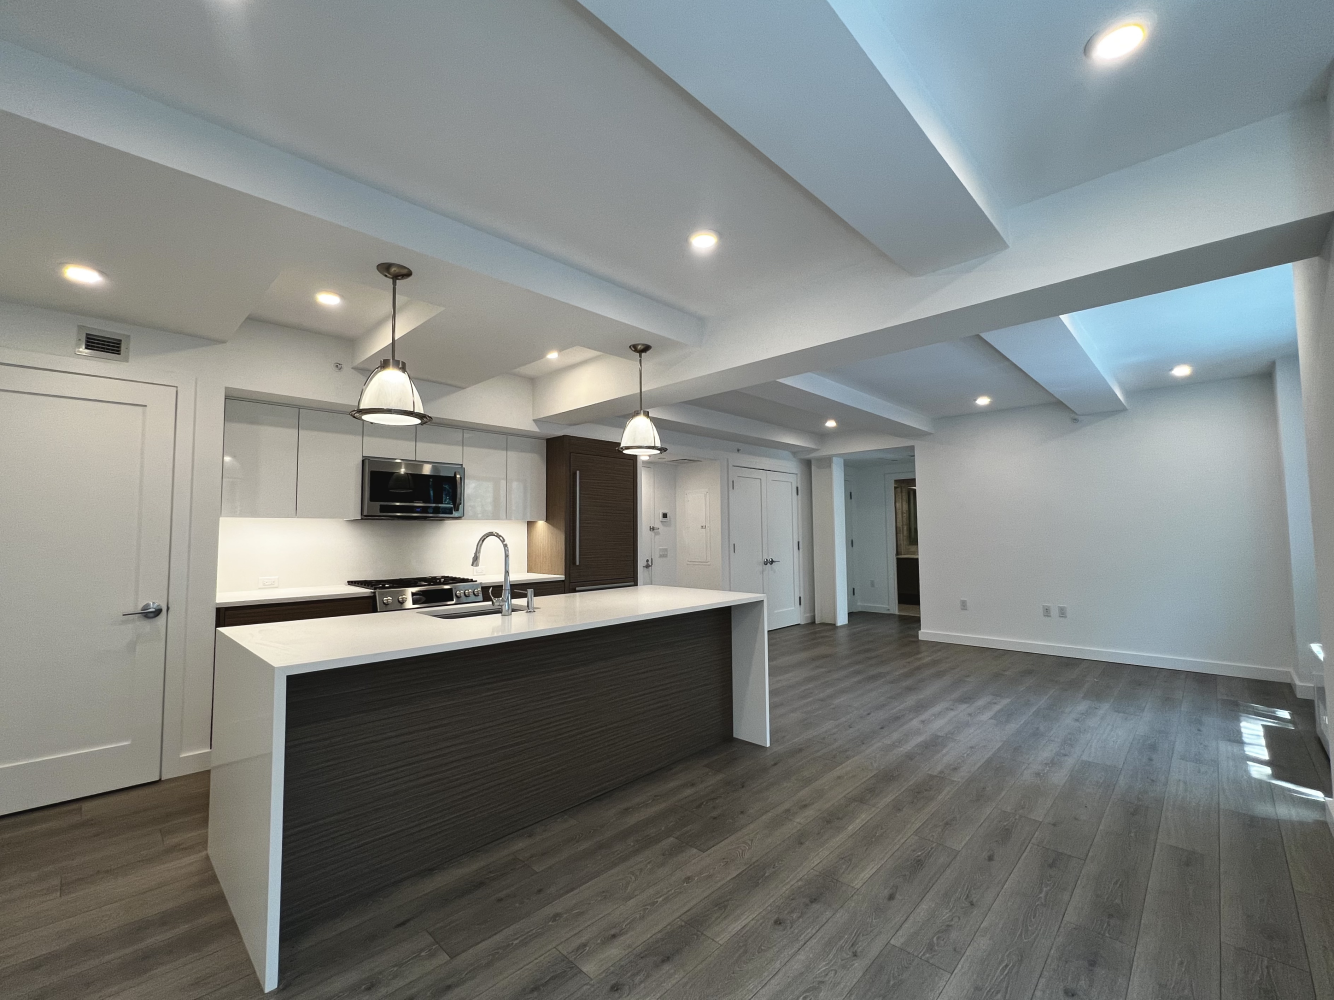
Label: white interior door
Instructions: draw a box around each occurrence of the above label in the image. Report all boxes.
[0,365,176,815]
[729,471,766,599]
[764,472,801,628]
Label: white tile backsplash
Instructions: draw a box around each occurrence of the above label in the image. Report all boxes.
[217,518,530,592]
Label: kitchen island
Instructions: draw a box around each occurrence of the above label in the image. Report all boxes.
[208,585,768,991]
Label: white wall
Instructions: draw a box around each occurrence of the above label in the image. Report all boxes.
[639,463,677,586]
[917,375,1299,684]
[1295,232,1334,753]
[812,457,848,625]
[0,298,814,778]
[1273,356,1322,693]
[217,519,530,592]
[0,303,430,777]
[846,459,915,613]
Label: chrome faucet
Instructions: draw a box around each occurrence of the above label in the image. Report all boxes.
[471,531,512,616]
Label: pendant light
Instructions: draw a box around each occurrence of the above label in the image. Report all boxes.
[350,262,432,426]
[619,343,667,456]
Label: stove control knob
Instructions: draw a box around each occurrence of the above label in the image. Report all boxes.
[382,596,392,605]
[398,595,408,604]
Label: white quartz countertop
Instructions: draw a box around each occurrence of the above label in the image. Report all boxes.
[217,586,764,675]
[216,574,564,608]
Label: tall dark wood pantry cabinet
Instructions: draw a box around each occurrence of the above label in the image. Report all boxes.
[527,436,637,592]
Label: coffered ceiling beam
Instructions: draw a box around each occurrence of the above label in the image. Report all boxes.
[981,316,1127,414]
[742,373,935,435]
[648,404,823,452]
[0,39,703,346]
[531,106,1334,424]
[576,0,1006,274]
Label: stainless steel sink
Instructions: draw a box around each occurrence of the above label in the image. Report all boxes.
[424,604,504,620]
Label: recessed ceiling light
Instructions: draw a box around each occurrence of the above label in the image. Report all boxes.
[824,419,837,428]
[975,395,992,406]
[689,230,719,252]
[546,350,559,360]
[1171,364,1192,377]
[1086,22,1146,62]
[62,264,105,286]
[315,291,342,306]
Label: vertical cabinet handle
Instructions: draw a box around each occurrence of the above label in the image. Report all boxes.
[574,469,581,566]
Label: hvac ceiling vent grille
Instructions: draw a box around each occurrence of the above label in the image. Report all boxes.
[75,326,129,362]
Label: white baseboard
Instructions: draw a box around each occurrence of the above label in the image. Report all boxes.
[852,604,894,614]
[918,630,1296,686]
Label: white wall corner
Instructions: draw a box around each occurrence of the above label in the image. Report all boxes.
[812,456,848,625]
[1272,355,1322,689]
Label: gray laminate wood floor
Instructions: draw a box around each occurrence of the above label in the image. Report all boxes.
[5,613,1334,1000]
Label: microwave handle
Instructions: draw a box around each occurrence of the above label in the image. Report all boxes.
[455,472,464,515]
[574,470,581,566]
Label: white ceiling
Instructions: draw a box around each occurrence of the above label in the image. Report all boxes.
[250,270,391,340]
[877,0,1334,206]
[0,0,885,318]
[818,337,1058,417]
[0,0,1324,452]
[1066,264,1297,393]
[690,390,875,436]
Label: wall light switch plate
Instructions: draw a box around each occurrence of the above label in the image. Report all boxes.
[658,547,668,558]
[259,577,279,589]
[1058,605,1068,618]
[959,599,968,611]
[1042,604,1052,617]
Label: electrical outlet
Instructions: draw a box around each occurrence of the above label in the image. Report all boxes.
[1058,605,1068,618]
[259,576,279,589]
[1042,604,1052,618]
[959,599,968,611]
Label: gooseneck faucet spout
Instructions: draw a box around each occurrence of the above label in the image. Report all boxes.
[471,532,512,616]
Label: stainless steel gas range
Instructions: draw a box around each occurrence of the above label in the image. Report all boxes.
[347,575,489,613]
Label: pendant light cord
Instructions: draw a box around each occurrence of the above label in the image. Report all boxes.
[638,350,643,410]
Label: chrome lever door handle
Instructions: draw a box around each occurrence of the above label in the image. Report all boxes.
[122,602,164,619]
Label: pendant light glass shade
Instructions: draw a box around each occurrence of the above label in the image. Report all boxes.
[353,360,428,425]
[619,343,666,456]
[352,262,431,426]
[620,411,665,456]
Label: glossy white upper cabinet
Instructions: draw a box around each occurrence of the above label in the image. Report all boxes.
[415,424,463,465]
[362,422,415,460]
[462,430,507,519]
[507,436,546,522]
[221,399,297,517]
[296,408,363,520]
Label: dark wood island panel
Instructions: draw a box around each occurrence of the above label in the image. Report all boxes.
[278,606,733,935]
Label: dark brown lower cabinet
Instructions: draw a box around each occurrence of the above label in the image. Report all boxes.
[215,595,376,628]
[529,436,638,592]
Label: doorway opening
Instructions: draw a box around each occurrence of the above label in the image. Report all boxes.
[843,447,916,619]
[892,476,919,616]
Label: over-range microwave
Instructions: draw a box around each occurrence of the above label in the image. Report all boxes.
[361,457,465,519]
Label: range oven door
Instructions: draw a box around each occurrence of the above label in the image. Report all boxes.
[361,458,464,518]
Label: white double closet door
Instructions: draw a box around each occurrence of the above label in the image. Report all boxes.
[729,468,801,629]
[0,364,176,815]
